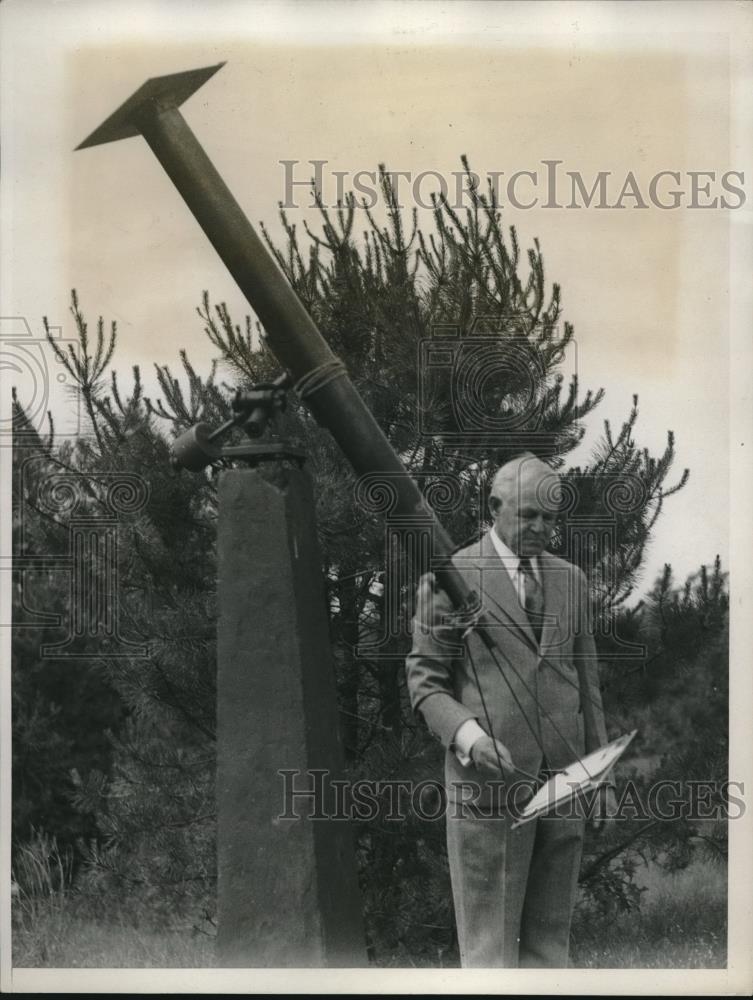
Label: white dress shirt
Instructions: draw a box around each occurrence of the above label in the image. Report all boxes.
[452,529,540,766]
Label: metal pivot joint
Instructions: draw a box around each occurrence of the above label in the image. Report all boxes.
[170,372,306,471]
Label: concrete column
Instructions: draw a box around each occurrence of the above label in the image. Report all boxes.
[217,465,366,967]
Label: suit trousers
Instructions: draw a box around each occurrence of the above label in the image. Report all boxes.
[446,802,585,967]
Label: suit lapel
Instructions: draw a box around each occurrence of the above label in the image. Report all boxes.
[474,532,537,653]
[537,551,566,656]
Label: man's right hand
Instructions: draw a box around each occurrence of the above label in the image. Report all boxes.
[469,735,516,779]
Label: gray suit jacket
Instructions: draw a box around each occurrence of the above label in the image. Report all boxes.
[406,531,608,792]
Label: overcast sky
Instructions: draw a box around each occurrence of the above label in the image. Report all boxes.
[2,0,751,596]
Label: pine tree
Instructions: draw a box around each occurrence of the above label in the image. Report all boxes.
[13,299,221,927]
[577,558,728,925]
[11,391,126,857]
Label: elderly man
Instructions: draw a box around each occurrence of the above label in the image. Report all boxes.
[406,452,613,967]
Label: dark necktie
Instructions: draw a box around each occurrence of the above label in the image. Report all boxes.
[519,557,543,644]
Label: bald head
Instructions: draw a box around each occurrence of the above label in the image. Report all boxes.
[490,452,556,505]
[489,452,559,556]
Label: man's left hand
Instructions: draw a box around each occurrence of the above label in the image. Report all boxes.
[591,784,618,832]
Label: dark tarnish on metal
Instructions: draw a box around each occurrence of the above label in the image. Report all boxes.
[75,63,226,150]
[74,62,481,620]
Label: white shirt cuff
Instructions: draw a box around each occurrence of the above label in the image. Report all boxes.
[452,719,487,766]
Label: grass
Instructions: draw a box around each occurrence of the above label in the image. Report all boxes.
[12,835,725,969]
[13,905,216,968]
[570,857,727,968]
[11,832,215,968]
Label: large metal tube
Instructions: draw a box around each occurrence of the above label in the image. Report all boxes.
[134,99,472,609]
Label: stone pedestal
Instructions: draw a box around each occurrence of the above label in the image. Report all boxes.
[217,466,365,966]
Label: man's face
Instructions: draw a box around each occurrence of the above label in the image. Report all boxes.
[491,474,557,557]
